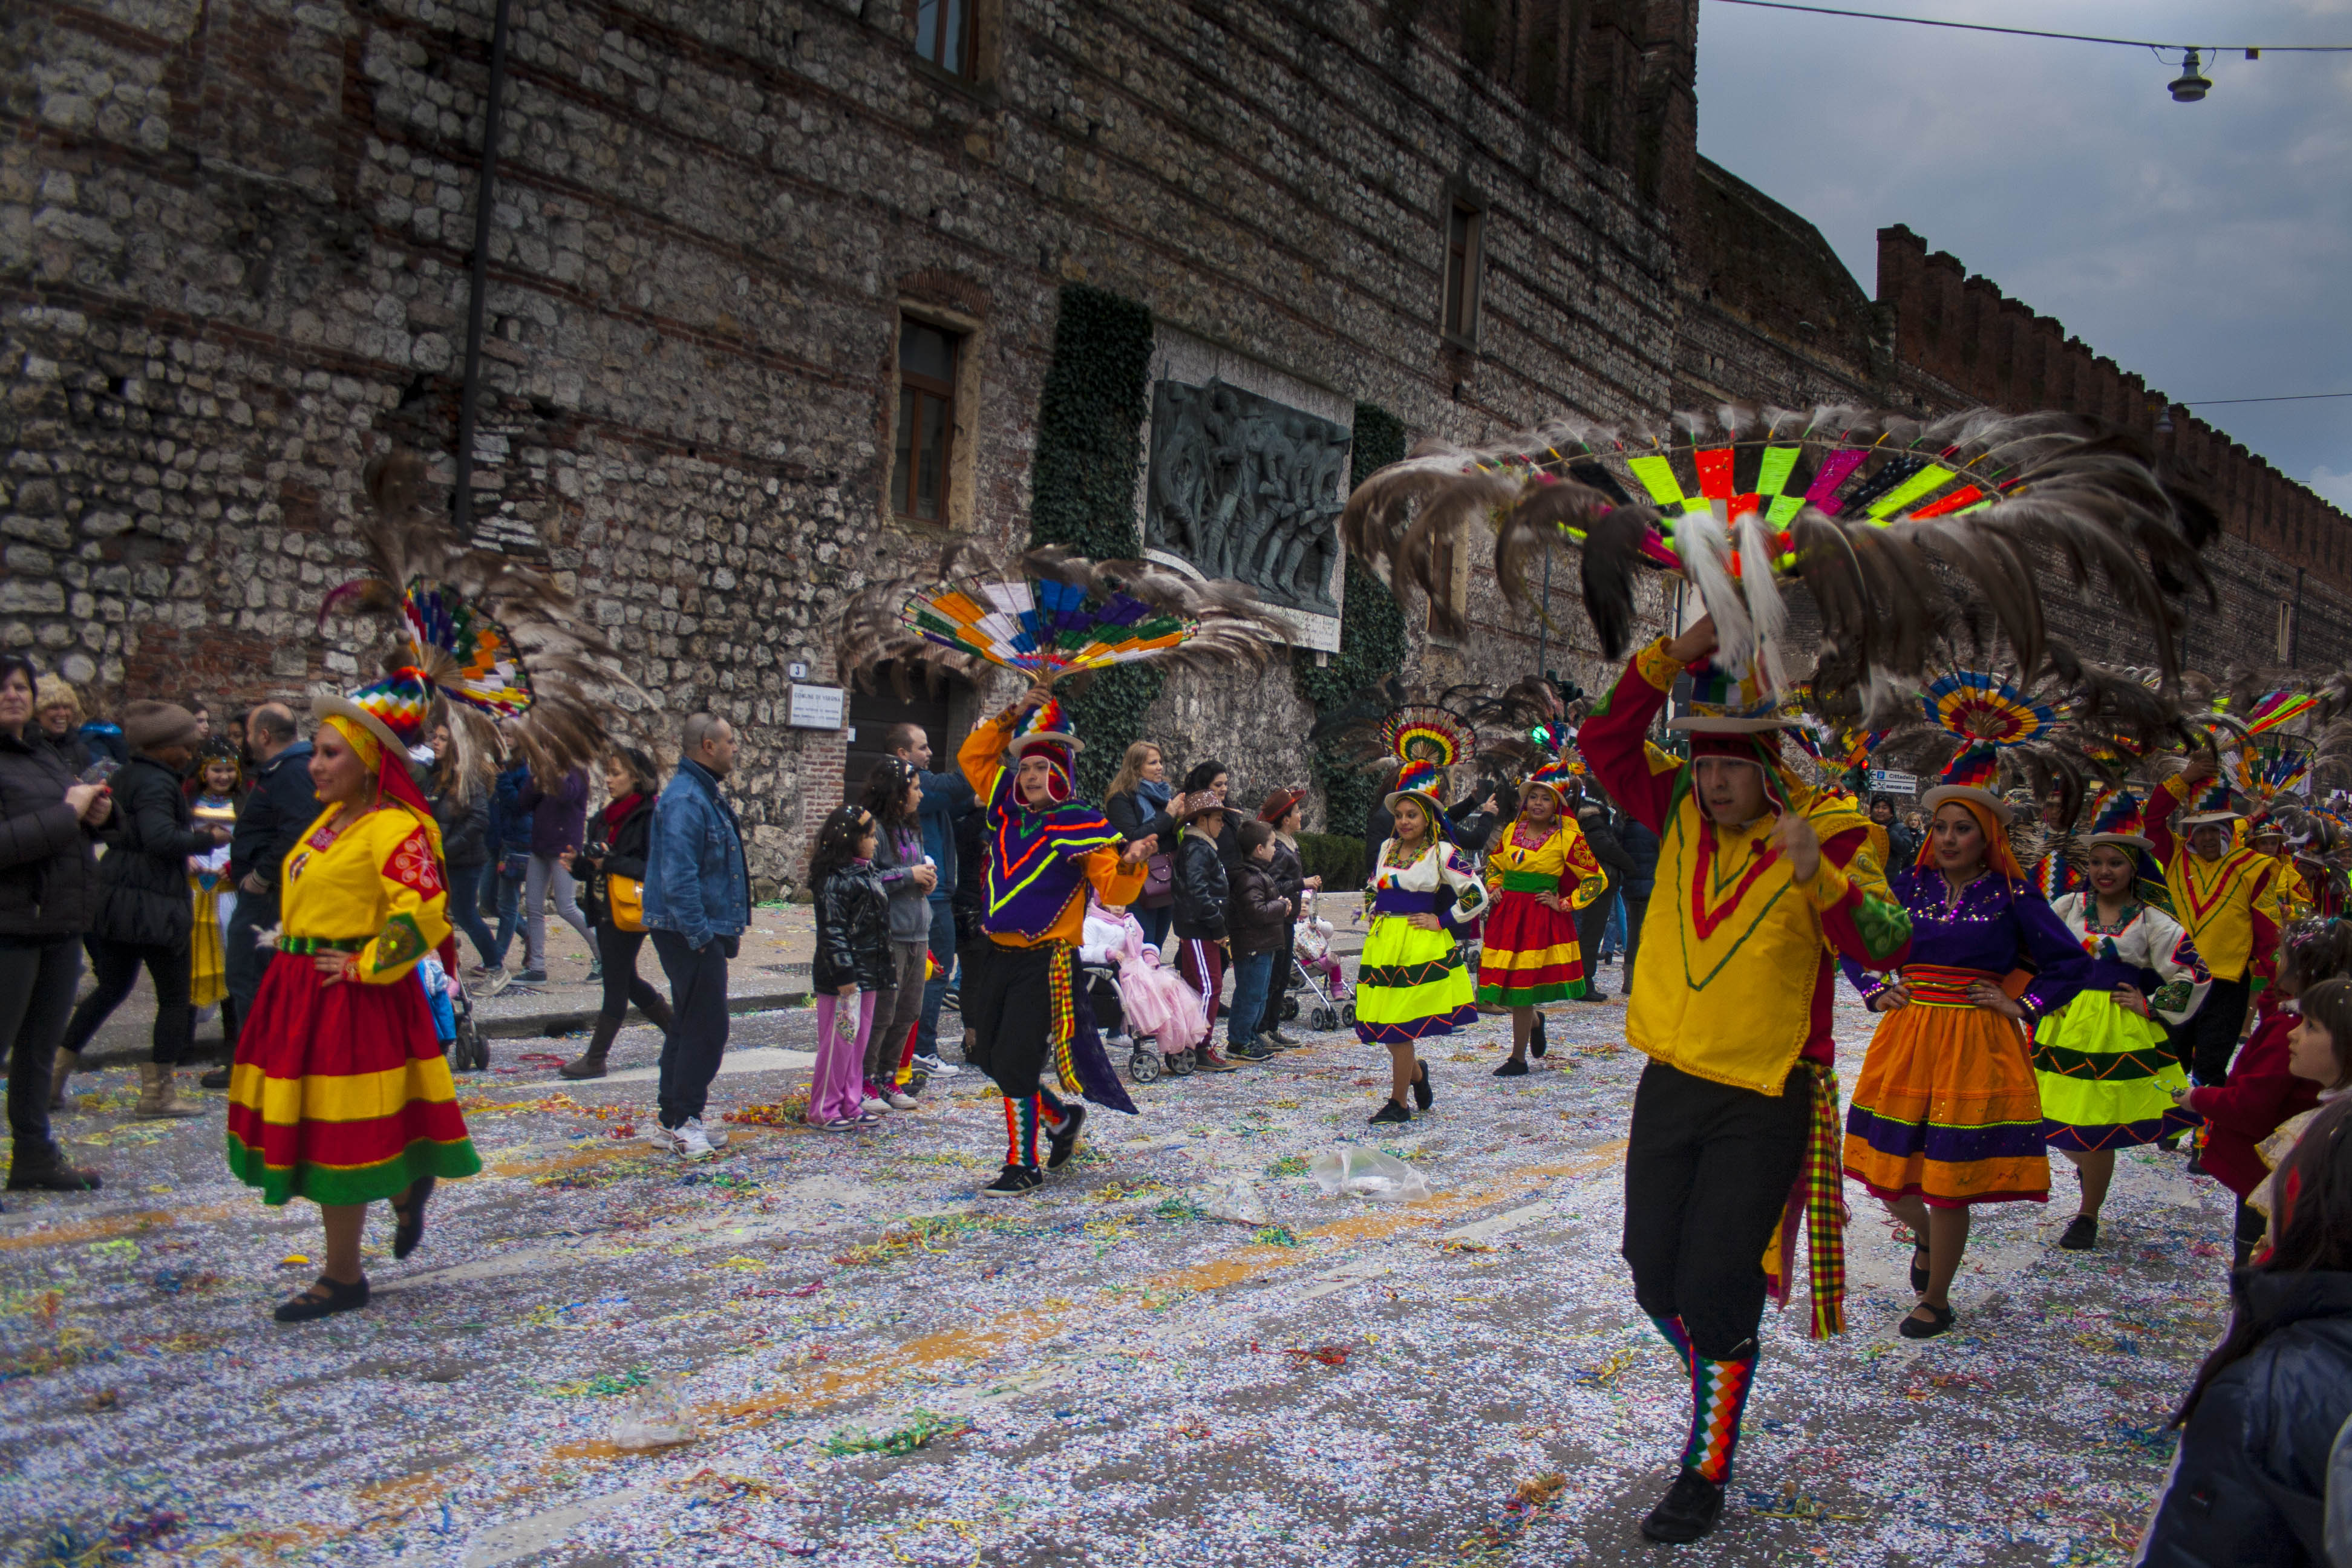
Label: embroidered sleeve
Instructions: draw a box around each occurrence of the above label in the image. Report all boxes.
[364,823,452,984]
[2014,884,2097,1018]
[1437,846,1491,933]
[1812,826,1910,972]
[1561,825,1608,910]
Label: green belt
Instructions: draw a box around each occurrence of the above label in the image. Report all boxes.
[276,935,367,955]
[1500,870,1560,893]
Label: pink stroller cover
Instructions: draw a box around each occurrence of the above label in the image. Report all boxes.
[1112,924,1207,1053]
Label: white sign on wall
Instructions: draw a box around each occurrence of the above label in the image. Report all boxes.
[788,684,845,730]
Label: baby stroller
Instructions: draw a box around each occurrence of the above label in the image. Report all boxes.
[422,950,489,1073]
[1080,904,1206,1083]
[1282,892,1355,1033]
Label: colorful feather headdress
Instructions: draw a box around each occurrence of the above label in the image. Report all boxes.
[319,451,645,793]
[1340,403,2217,703]
[838,542,1286,698]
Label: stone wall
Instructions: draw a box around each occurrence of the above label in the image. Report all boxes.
[2,0,1702,886]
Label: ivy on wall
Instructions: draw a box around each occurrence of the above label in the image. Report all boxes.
[1028,282,1163,799]
[1293,401,1410,836]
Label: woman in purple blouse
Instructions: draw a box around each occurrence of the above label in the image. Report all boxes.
[1842,748,2092,1339]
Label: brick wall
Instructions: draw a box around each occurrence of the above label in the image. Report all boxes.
[1,0,1703,886]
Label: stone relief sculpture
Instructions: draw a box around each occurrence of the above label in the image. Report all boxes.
[1143,377,1349,614]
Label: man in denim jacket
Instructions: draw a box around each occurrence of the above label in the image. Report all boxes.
[642,713,750,1160]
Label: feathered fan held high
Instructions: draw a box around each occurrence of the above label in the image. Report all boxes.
[838,543,1288,697]
[320,450,647,793]
[1341,403,2219,701]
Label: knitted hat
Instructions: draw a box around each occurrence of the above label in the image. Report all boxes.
[120,700,203,752]
[1385,757,1451,818]
[1006,696,1080,765]
[2178,776,2243,828]
[313,667,433,762]
[2082,789,2155,854]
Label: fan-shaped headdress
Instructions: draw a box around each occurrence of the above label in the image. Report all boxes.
[319,451,645,795]
[1379,705,1472,817]
[1341,404,2216,705]
[1913,668,2061,823]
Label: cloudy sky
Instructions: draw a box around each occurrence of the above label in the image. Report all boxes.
[1693,0,2352,508]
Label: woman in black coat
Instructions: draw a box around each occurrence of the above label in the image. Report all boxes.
[2138,1096,2352,1566]
[426,729,497,973]
[0,655,109,1191]
[560,746,676,1080]
[54,701,231,1119]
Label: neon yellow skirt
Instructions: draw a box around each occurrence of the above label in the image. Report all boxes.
[1354,915,1475,1047]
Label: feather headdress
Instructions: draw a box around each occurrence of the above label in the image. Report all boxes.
[838,542,1286,697]
[319,451,647,794]
[1341,403,2217,702]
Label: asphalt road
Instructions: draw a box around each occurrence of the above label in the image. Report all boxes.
[2,965,2226,1567]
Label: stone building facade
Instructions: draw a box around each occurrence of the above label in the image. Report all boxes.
[5,0,2344,886]
[2,0,1699,887]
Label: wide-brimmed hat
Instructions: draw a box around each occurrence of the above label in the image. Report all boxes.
[2082,789,2155,854]
[1919,742,2010,822]
[1258,786,1307,825]
[120,700,203,752]
[1385,757,1451,818]
[2178,777,2243,828]
[1667,661,1788,734]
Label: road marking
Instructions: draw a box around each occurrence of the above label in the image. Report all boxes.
[462,1488,650,1567]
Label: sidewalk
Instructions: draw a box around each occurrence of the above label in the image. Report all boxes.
[70,893,1372,1066]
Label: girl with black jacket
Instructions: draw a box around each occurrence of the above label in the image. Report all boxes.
[0,653,108,1192]
[1172,800,1236,1073]
[56,701,230,1120]
[806,805,895,1131]
[2139,1096,2352,1566]
[560,748,676,1080]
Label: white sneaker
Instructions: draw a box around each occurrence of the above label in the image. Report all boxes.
[681,1114,727,1149]
[913,1054,959,1077]
[480,967,512,996]
[642,1123,681,1153]
[673,1121,714,1161]
[885,1090,918,1111]
[860,1094,892,1116]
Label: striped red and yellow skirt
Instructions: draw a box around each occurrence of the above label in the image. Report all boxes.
[1843,965,2048,1209]
[1475,880,1587,1006]
[225,946,481,1207]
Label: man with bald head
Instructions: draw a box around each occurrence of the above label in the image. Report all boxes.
[209,703,317,1083]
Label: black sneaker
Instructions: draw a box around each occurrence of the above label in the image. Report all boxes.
[515,969,548,985]
[1411,1060,1434,1110]
[1229,1038,1273,1062]
[1369,1100,1411,1125]
[1639,1471,1725,1544]
[1493,1058,1529,1077]
[1046,1105,1088,1171]
[2058,1215,2099,1251]
[1529,1014,1548,1058]
[199,1062,232,1090]
[2184,1151,2207,1177]
[981,1164,1045,1198]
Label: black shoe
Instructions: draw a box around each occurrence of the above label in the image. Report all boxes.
[1263,1027,1298,1047]
[1229,1039,1273,1062]
[7,1147,103,1192]
[1369,1100,1412,1125]
[1046,1105,1088,1171]
[2059,1215,2099,1251]
[2185,1152,2206,1177]
[274,1274,370,1323]
[199,1062,232,1091]
[1411,1060,1433,1110]
[1639,1471,1725,1544]
[1899,1302,1956,1339]
[2157,1132,2182,1152]
[981,1164,1045,1198]
[1493,1058,1529,1077]
[390,1174,436,1261]
[1529,1014,1547,1058]
[1910,1246,1930,1293]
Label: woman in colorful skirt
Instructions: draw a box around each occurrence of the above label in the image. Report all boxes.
[1477,759,1605,1076]
[1843,741,2091,1338]
[2033,790,2209,1252]
[188,743,241,1031]
[226,678,483,1322]
[1358,759,1491,1124]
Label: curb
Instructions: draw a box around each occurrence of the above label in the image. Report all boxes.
[73,988,817,1071]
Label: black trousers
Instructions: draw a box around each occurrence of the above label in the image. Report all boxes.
[1621,883,1651,988]
[1621,1057,1813,1361]
[223,889,278,1048]
[596,924,666,1022]
[1576,887,1615,993]
[60,935,193,1066]
[650,930,729,1129]
[2,937,83,1146]
[2178,975,2252,1085]
[959,941,1058,1097]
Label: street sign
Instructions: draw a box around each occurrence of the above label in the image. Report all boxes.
[787,684,845,730]
[1869,769,1918,795]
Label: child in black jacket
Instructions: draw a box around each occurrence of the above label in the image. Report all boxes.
[1171,802,1235,1071]
[807,805,894,1131]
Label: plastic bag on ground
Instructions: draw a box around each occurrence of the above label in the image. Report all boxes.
[1203,1178,1271,1227]
[1310,1146,1432,1203]
[610,1374,697,1450]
